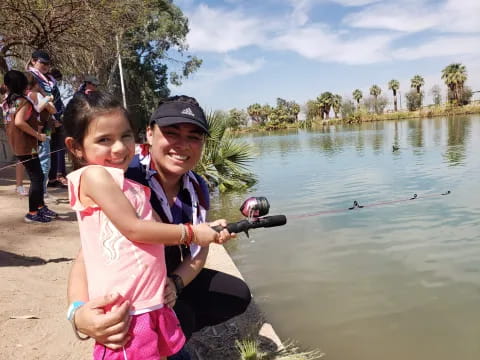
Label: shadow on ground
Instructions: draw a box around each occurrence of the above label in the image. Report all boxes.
[0,249,73,267]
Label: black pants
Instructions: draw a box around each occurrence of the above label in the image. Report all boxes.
[16,154,44,212]
[173,268,251,340]
[48,126,66,180]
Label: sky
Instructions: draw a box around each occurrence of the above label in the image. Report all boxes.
[172,0,480,111]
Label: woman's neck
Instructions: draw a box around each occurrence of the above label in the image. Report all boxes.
[152,162,183,206]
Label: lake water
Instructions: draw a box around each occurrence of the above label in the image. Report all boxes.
[209,115,480,360]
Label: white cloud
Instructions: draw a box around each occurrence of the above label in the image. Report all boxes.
[344,0,480,33]
[185,4,268,52]
[393,36,480,60]
[270,25,395,64]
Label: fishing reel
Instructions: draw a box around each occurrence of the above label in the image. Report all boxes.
[212,196,286,237]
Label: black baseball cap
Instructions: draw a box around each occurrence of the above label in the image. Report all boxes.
[31,50,51,64]
[150,100,209,135]
[84,75,100,86]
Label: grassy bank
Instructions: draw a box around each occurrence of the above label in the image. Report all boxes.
[316,103,480,125]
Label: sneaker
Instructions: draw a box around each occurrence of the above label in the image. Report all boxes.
[24,213,52,223]
[47,180,67,188]
[16,186,28,196]
[38,206,58,218]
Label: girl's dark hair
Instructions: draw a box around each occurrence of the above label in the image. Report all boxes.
[3,70,28,105]
[64,91,134,146]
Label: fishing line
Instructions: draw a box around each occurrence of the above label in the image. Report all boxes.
[288,191,451,220]
[0,147,66,172]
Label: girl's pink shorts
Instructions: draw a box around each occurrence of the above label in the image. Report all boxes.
[93,307,185,359]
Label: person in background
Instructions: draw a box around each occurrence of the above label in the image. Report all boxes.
[25,72,57,199]
[0,84,27,195]
[75,75,100,96]
[2,70,57,223]
[68,95,252,360]
[26,49,66,188]
[49,67,68,185]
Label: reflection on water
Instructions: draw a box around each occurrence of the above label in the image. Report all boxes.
[209,115,480,360]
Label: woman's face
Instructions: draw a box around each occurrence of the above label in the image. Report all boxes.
[32,59,50,74]
[147,123,205,179]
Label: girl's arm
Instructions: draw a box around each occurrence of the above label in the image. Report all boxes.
[68,249,131,349]
[14,100,46,141]
[81,166,225,246]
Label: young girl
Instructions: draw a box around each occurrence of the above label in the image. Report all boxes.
[2,70,57,223]
[25,72,57,200]
[63,92,231,360]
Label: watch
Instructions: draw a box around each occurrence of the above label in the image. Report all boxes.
[170,274,184,295]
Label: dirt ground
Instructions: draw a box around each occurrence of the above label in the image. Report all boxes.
[0,164,282,360]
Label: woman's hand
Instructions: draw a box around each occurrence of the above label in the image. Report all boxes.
[74,293,131,350]
[163,278,177,309]
[37,133,47,142]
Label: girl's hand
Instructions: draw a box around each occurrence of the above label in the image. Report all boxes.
[74,293,131,350]
[192,223,221,246]
[163,278,177,309]
[209,219,236,244]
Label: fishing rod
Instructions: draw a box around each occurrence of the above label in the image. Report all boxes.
[212,196,287,237]
[212,191,452,235]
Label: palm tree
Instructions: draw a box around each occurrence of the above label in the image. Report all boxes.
[370,85,381,99]
[332,94,342,118]
[388,79,400,112]
[195,111,257,192]
[318,92,334,119]
[410,75,424,94]
[441,63,467,105]
[352,89,363,109]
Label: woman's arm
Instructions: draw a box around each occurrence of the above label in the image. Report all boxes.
[14,100,46,141]
[68,249,131,349]
[81,166,225,246]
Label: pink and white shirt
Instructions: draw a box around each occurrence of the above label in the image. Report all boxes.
[67,165,167,313]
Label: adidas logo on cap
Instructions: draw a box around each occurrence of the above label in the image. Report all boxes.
[181,107,195,117]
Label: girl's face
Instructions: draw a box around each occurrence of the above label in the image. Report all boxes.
[32,59,50,74]
[77,109,135,171]
[147,123,205,178]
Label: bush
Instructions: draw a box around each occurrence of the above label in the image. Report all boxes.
[405,90,423,111]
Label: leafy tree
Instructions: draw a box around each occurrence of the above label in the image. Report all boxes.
[247,103,263,124]
[364,95,388,114]
[195,111,256,192]
[341,99,356,119]
[260,104,273,123]
[405,89,423,111]
[227,108,249,130]
[430,85,442,106]
[305,99,322,121]
[388,79,400,112]
[352,89,363,109]
[441,63,467,105]
[0,0,201,129]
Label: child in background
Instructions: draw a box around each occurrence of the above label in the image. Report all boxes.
[63,92,232,359]
[2,70,57,223]
[25,72,57,200]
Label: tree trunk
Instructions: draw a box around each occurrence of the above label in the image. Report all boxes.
[393,95,398,112]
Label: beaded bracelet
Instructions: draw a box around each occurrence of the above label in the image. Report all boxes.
[179,223,187,245]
